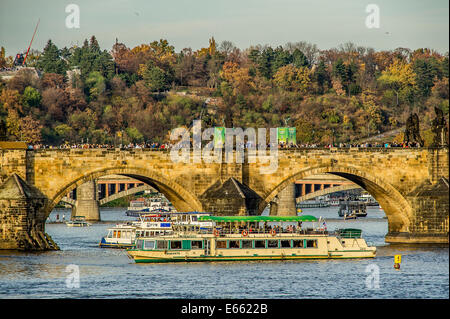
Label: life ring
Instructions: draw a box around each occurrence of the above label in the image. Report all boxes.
[213,229,220,236]
[242,230,249,237]
[270,229,276,236]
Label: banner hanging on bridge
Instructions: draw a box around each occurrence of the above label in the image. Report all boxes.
[214,127,225,148]
[288,127,296,145]
[277,127,288,144]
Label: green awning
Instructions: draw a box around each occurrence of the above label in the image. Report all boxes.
[197,215,317,222]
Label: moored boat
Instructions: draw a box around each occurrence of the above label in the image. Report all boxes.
[338,200,367,218]
[66,216,91,227]
[126,215,376,263]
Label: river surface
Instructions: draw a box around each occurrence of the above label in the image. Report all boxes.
[0,206,448,299]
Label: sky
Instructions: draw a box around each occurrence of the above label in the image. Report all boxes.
[0,0,448,56]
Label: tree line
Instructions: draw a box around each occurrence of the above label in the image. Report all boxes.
[0,36,448,146]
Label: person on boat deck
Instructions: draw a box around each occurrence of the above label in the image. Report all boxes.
[298,222,302,230]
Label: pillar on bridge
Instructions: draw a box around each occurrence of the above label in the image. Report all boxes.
[0,174,59,250]
[73,181,100,221]
[273,183,297,216]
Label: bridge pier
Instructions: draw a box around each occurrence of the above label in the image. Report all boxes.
[73,180,100,221]
[386,177,449,244]
[269,183,297,216]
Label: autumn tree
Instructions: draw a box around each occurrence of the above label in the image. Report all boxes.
[273,65,311,93]
[377,59,417,106]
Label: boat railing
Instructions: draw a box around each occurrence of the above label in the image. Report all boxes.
[191,227,330,236]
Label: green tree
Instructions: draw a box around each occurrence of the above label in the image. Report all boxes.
[292,49,309,68]
[36,40,68,74]
[141,62,172,92]
[22,86,41,108]
[85,71,106,99]
[413,58,440,98]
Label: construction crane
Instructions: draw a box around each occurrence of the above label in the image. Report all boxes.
[13,19,40,67]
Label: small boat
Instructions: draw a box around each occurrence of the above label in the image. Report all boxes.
[343,212,358,220]
[125,196,175,216]
[358,193,379,206]
[66,216,91,227]
[126,215,376,263]
[297,200,330,208]
[338,200,367,218]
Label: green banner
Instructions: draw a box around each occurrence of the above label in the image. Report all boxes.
[288,127,296,145]
[277,127,288,144]
[214,127,225,148]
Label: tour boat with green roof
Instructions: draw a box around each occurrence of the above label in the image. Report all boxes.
[126,215,376,263]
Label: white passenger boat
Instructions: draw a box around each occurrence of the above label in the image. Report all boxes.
[66,216,91,227]
[99,212,212,248]
[99,213,173,248]
[126,215,377,263]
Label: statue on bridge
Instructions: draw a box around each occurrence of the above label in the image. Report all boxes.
[431,107,448,147]
[404,113,424,147]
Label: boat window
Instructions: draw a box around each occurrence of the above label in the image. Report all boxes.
[191,240,203,249]
[242,240,252,249]
[306,240,318,248]
[254,240,266,248]
[113,230,117,238]
[156,241,168,249]
[170,241,182,250]
[267,240,278,248]
[191,216,198,222]
[228,240,240,249]
[107,230,113,238]
[144,240,155,250]
[292,240,304,248]
[281,240,291,248]
[216,240,227,249]
[182,240,191,250]
[136,239,144,249]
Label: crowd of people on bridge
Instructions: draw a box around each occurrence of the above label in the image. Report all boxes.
[28,142,420,150]
[27,140,421,150]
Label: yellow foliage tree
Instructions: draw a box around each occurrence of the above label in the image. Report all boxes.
[273,65,311,93]
[377,59,417,105]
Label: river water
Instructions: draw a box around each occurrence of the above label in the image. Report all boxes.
[0,206,448,299]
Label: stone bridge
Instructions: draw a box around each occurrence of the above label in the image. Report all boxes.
[0,147,448,249]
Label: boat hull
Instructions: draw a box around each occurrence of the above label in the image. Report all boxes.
[128,251,376,263]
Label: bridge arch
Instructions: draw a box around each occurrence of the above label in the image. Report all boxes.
[45,166,203,218]
[261,164,413,233]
